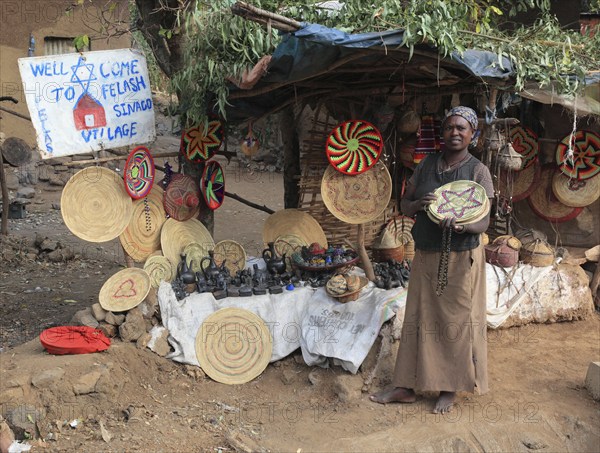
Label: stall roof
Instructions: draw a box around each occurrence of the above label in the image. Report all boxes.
[226,23,515,122]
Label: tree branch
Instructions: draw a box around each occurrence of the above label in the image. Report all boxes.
[230,1,302,32]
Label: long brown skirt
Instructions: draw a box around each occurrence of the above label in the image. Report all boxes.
[392,245,489,394]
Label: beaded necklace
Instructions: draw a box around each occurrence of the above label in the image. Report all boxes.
[436,226,452,296]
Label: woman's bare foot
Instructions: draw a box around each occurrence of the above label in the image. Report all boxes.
[369,387,416,404]
[433,391,456,414]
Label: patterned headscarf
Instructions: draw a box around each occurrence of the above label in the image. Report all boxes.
[443,106,480,146]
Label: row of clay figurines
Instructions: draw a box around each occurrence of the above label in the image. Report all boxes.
[172,244,296,300]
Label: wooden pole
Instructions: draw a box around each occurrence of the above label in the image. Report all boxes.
[224,191,274,214]
[280,106,300,209]
[357,224,375,281]
[484,87,499,169]
[0,152,9,235]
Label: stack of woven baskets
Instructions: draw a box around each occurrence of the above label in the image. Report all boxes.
[326,274,369,303]
[514,230,556,267]
[372,229,404,262]
[372,216,415,262]
[520,238,555,267]
[484,235,521,268]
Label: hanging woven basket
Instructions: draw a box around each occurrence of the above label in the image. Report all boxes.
[496,143,523,171]
[520,239,555,267]
[396,109,421,135]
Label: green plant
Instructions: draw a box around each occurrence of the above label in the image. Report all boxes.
[170,1,599,125]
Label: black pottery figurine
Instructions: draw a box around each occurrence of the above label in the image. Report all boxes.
[262,242,286,276]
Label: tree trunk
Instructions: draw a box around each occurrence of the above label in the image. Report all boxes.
[135,0,217,234]
[134,0,193,78]
[280,106,300,208]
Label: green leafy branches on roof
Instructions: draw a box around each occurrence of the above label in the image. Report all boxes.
[171,0,600,125]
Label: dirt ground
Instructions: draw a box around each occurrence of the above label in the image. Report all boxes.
[1,125,599,452]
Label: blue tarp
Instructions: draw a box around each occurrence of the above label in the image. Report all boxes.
[228,23,515,120]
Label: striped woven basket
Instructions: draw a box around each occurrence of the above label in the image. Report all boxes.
[520,239,554,267]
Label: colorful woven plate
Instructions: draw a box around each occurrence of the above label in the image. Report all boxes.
[385,216,415,238]
[528,166,583,223]
[498,163,540,202]
[119,185,166,263]
[163,173,201,221]
[551,172,600,208]
[326,120,383,175]
[556,130,600,180]
[201,161,225,210]
[181,120,224,163]
[40,326,110,355]
[143,253,176,289]
[428,180,489,225]
[213,239,247,275]
[124,146,155,199]
[195,308,272,385]
[321,161,392,224]
[509,126,538,170]
[428,196,490,226]
[160,218,214,270]
[61,167,133,243]
[263,209,328,249]
[99,268,151,312]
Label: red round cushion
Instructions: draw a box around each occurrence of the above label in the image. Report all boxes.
[40,326,111,355]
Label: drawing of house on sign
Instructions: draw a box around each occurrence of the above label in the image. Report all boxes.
[73,93,107,130]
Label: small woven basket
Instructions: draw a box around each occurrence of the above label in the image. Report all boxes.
[520,239,554,267]
[372,244,405,262]
[398,232,415,261]
[496,143,523,171]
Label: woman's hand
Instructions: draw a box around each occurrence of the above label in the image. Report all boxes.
[416,192,437,212]
[440,216,466,233]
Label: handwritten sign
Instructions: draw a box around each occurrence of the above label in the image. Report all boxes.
[18,49,155,159]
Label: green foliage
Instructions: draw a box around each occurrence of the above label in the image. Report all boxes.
[73,34,90,52]
[170,0,600,124]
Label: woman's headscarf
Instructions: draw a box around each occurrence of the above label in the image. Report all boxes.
[443,106,480,146]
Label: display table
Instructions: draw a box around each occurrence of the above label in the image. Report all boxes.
[158,281,407,373]
[157,261,593,374]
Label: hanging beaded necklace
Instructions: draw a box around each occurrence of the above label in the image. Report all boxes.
[434,152,469,295]
[436,226,452,296]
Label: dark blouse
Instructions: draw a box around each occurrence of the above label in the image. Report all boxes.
[407,153,494,252]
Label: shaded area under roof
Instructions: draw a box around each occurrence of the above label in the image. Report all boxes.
[226,23,515,122]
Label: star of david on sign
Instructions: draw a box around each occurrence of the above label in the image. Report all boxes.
[436,186,483,218]
[70,57,97,92]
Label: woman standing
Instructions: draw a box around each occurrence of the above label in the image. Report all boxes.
[370,106,493,414]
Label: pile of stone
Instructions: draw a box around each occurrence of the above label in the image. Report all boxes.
[0,233,74,263]
[70,288,171,358]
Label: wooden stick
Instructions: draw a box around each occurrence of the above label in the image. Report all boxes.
[224,191,275,214]
[63,150,237,166]
[0,106,31,122]
[231,1,302,30]
[0,152,8,235]
[357,224,375,281]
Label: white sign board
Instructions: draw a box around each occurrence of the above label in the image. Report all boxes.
[18,49,155,159]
